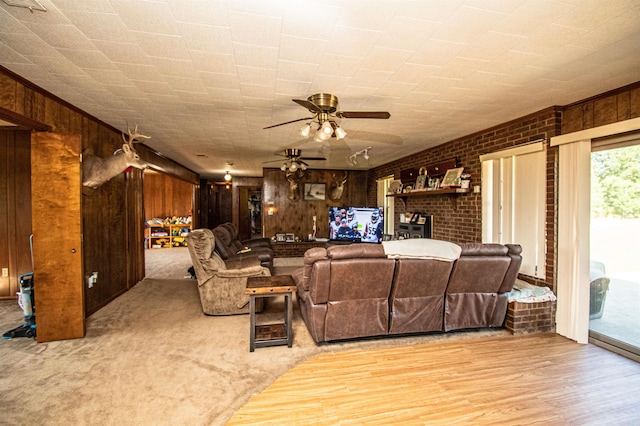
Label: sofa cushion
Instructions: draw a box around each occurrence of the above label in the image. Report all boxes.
[327,244,386,260]
[382,239,461,261]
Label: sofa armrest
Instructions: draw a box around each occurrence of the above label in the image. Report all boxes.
[242,238,272,249]
[214,265,268,279]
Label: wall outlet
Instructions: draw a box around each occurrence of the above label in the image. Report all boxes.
[88,271,98,288]
[2,268,8,277]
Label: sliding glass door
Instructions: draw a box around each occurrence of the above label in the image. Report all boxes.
[589,143,640,359]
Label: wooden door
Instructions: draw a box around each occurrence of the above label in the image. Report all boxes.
[31,132,84,342]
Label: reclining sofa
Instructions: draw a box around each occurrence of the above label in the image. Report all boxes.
[211,222,274,273]
[186,228,271,315]
[293,240,522,343]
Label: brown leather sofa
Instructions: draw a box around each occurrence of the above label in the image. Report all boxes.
[211,222,274,272]
[293,241,522,343]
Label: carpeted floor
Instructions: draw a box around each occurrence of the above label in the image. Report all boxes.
[0,247,508,425]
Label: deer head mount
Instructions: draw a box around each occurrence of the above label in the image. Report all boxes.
[82,125,151,189]
[328,170,348,201]
[285,169,304,201]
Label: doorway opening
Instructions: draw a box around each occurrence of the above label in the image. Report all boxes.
[589,142,640,361]
[238,186,262,241]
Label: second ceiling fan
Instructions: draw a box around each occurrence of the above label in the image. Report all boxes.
[264,93,391,142]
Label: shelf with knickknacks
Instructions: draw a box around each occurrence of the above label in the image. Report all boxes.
[387,158,470,210]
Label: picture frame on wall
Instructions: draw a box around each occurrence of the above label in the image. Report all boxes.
[304,183,326,201]
[387,179,403,194]
[440,167,464,187]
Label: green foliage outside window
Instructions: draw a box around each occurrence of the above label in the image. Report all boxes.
[591,145,640,218]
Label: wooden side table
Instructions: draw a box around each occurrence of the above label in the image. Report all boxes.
[246,275,294,352]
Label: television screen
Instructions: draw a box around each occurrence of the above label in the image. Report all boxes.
[328,207,384,243]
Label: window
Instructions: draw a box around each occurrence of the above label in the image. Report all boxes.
[480,142,546,278]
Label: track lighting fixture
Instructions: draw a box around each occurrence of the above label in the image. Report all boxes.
[348,147,372,166]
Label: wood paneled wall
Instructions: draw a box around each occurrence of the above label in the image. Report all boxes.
[143,171,194,221]
[0,65,197,317]
[0,130,33,299]
[562,83,640,133]
[262,168,368,240]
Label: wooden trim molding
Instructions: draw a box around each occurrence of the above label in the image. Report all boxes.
[0,106,51,131]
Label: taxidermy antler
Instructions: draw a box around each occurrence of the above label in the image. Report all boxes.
[328,171,348,201]
[285,169,304,201]
[82,125,151,189]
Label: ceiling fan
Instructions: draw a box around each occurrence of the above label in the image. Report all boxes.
[263,148,326,172]
[264,93,391,142]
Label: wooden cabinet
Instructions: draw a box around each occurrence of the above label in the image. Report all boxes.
[146,223,192,248]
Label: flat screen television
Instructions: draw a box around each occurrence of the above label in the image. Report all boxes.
[328,207,384,243]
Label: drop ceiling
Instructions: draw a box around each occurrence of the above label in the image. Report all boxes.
[1,0,639,179]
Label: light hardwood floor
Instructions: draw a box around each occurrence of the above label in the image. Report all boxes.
[228,333,640,425]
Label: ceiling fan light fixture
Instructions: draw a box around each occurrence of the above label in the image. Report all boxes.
[289,161,298,172]
[280,163,287,171]
[334,126,347,140]
[321,120,333,136]
[299,123,311,137]
[224,171,232,182]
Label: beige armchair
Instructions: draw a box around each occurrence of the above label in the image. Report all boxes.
[186,228,270,315]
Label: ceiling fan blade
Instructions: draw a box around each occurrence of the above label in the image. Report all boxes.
[263,117,313,129]
[293,99,323,114]
[262,158,287,164]
[336,111,391,119]
[299,156,326,161]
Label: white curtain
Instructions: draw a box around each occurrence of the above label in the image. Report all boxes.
[555,140,591,344]
[551,116,640,343]
[480,142,546,278]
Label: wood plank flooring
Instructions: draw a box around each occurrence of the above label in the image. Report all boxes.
[227,333,640,425]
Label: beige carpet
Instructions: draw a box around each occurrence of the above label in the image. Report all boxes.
[0,247,509,425]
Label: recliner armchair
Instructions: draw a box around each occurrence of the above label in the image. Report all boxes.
[186,228,271,315]
[212,222,274,272]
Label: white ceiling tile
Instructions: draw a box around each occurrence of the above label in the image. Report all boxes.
[276,61,318,82]
[376,16,440,51]
[132,32,191,60]
[0,0,638,177]
[176,22,233,54]
[432,5,505,44]
[61,10,133,43]
[360,47,413,73]
[227,10,282,47]
[232,43,279,68]
[325,25,381,57]
[109,0,178,35]
[190,51,235,74]
[91,40,152,64]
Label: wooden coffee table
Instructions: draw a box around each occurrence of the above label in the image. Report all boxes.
[246,275,294,352]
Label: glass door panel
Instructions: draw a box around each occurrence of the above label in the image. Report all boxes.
[589,144,640,358]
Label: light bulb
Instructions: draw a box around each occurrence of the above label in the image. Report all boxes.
[321,120,333,136]
[281,163,287,171]
[289,162,298,172]
[224,171,232,181]
[363,150,369,160]
[299,123,311,137]
[300,162,307,170]
[313,131,324,142]
[334,126,347,140]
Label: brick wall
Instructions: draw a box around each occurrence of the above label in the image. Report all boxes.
[368,107,560,290]
[505,301,557,335]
